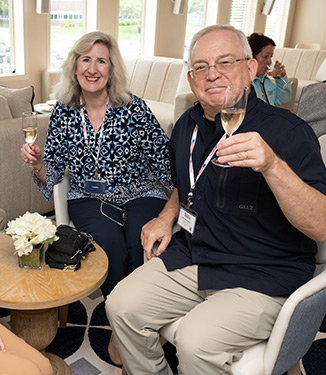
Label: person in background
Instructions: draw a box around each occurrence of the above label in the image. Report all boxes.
[106,25,326,375]
[0,208,7,231]
[248,32,292,106]
[20,31,173,366]
[297,80,326,138]
[0,323,53,375]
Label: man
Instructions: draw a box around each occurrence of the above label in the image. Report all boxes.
[106,25,326,375]
[297,80,326,137]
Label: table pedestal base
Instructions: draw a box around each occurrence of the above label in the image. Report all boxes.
[11,307,71,375]
[45,353,71,375]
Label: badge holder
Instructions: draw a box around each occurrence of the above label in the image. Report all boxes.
[177,203,197,235]
[85,179,107,195]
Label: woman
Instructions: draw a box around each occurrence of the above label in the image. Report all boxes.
[0,324,53,375]
[21,31,173,366]
[248,32,292,106]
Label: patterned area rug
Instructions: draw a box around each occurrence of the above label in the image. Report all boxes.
[0,290,325,375]
[301,314,326,375]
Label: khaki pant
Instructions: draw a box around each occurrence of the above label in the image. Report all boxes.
[106,257,286,375]
[0,324,53,375]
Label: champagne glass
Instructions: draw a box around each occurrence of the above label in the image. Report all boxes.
[22,111,38,166]
[267,60,292,89]
[212,84,248,168]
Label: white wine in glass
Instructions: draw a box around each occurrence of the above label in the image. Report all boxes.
[22,111,38,166]
[221,108,246,135]
[212,85,248,168]
[267,61,292,89]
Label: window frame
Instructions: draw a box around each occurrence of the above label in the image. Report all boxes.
[229,0,257,36]
[0,0,14,75]
[264,0,291,47]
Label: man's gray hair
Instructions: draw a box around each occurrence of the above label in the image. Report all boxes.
[187,25,253,68]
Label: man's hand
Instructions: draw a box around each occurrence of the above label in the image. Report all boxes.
[141,188,180,260]
[216,131,279,173]
[141,217,173,260]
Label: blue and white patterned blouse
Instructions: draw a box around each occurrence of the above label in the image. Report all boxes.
[35,94,173,206]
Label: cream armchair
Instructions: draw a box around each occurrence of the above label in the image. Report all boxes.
[53,169,73,328]
[53,169,73,227]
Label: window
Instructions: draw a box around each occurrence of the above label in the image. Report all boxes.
[184,0,205,59]
[50,0,85,69]
[229,0,256,36]
[118,0,143,56]
[0,0,14,74]
[264,0,290,47]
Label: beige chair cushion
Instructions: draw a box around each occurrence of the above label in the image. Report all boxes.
[0,86,34,118]
[315,59,326,82]
[0,95,12,120]
[145,99,174,138]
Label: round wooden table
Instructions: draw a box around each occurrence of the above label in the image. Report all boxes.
[0,233,108,375]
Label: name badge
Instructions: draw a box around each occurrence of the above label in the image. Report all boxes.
[177,203,197,235]
[85,179,107,195]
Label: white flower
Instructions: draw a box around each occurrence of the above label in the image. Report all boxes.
[5,212,57,256]
[14,236,33,256]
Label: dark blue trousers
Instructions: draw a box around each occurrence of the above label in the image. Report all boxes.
[68,197,166,297]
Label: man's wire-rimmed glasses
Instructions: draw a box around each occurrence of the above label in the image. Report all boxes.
[188,57,250,80]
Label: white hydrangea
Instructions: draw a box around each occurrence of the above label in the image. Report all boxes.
[5,212,57,256]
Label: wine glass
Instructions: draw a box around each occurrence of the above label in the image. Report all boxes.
[22,111,38,166]
[267,60,293,89]
[212,84,248,168]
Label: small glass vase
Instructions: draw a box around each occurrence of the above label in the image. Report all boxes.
[18,244,45,270]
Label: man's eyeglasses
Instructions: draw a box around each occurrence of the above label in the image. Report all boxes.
[188,58,250,80]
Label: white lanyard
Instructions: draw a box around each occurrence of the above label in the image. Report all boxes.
[80,105,107,178]
[187,124,226,207]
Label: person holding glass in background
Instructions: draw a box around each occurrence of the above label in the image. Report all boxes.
[106,25,326,375]
[20,31,173,366]
[248,32,292,106]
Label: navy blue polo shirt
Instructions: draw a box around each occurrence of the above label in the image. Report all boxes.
[160,90,326,296]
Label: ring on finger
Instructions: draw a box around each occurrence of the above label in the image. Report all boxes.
[245,151,249,160]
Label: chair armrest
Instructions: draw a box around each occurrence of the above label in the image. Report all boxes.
[174,91,197,124]
[264,270,326,375]
[277,77,298,113]
[53,169,71,226]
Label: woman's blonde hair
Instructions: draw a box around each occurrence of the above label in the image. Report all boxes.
[54,31,131,108]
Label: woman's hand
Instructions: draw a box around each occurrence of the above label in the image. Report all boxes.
[20,143,43,167]
[274,60,287,77]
